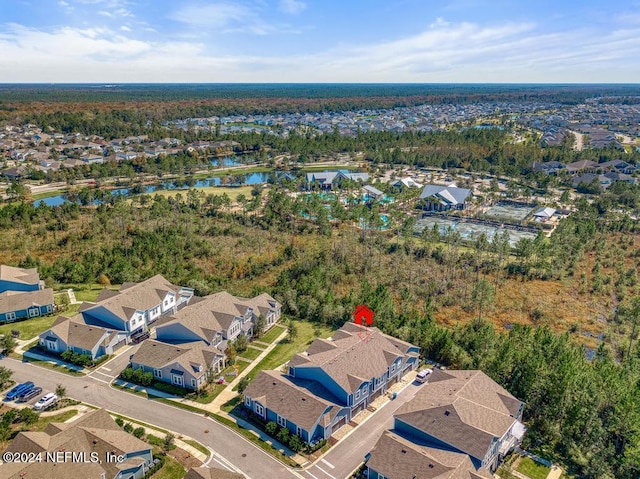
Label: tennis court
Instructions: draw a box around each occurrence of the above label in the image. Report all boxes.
[415,217,536,247]
[484,203,534,222]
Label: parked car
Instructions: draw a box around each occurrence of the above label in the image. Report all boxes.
[416,368,433,384]
[5,381,34,401]
[33,392,58,411]
[17,386,42,403]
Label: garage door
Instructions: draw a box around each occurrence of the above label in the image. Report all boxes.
[332,416,347,433]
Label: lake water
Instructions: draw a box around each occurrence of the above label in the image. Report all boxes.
[33,172,274,207]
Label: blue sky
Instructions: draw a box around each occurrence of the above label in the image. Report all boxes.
[1,0,639,82]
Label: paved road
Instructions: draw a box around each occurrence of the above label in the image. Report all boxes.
[2,357,300,479]
[304,381,422,479]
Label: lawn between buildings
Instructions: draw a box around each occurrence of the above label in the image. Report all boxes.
[234,319,333,390]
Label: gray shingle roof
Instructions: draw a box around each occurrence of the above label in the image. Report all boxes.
[289,322,418,395]
[395,370,523,461]
[244,370,341,431]
[367,430,493,479]
[420,185,471,206]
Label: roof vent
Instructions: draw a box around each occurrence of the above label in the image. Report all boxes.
[301,398,306,401]
[428,464,434,468]
[444,410,450,416]
[272,382,277,386]
[401,449,407,454]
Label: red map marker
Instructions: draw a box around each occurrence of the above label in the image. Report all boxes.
[354,305,374,326]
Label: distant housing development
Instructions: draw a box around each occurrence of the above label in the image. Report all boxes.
[0,265,54,322]
[367,369,526,478]
[244,322,420,445]
[305,171,370,190]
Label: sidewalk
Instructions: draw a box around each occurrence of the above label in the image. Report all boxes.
[203,327,289,413]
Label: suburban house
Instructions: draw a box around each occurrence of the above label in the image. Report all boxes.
[531,161,565,175]
[571,173,613,190]
[39,315,128,360]
[129,339,225,391]
[0,265,44,292]
[244,370,349,445]
[2,408,153,479]
[244,322,420,444]
[565,160,598,174]
[389,369,525,473]
[305,171,370,190]
[366,430,493,479]
[79,274,194,339]
[0,288,55,322]
[155,291,281,350]
[391,177,423,190]
[185,466,245,479]
[419,184,472,211]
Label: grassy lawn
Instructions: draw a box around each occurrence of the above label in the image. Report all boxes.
[20,355,84,376]
[72,286,111,303]
[0,315,58,340]
[259,324,286,344]
[30,409,78,431]
[153,455,185,479]
[236,320,332,388]
[239,346,263,361]
[183,439,209,457]
[211,412,300,468]
[517,457,551,479]
[191,383,226,404]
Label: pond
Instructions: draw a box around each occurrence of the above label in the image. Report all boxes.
[33,172,276,207]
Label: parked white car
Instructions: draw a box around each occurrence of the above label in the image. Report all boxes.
[33,392,58,411]
[416,368,433,384]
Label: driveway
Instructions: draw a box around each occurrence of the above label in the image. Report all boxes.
[2,357,301,479]
[303,381,422,479]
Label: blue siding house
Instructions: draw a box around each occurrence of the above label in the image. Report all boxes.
[0,265,43,293]
[0,288,54,322]
[244,322,419,444]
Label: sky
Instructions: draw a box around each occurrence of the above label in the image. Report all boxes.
[1,0,639,83]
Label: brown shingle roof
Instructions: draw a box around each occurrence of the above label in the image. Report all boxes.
[185,466,246,479]
[0,265,40,285]
[395,370,523,461]
[367,430,493,479]
[244,370,341,431]
[4,409,151,479]
[289,323,418,394]
[131,339,223,378]
[43,316,116,351]
[0,288,54,314]
[160,291,280,341]
[84,274,180,321]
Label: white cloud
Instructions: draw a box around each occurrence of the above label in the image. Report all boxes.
[279,0,305,14]
[170,2,299,35]
[58,0,69,6]
[98,10,113,17]
[121,25,131,31]
[0,19,639,82]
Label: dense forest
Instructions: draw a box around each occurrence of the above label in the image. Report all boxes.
[0,184,639,477]
[2,83,640,128]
